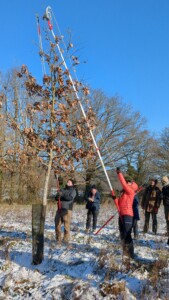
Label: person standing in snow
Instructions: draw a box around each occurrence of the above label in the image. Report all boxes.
[55,179,76,244]
[85,185,101,234]
[141,178,161,234]
[161,176,169,245]
[132,194,140,239]
[112,169,138,259]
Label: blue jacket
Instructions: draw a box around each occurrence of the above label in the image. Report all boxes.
[133,195,140,220]
[86,191,101,211]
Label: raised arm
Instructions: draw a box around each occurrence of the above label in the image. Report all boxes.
[117,170,133,195]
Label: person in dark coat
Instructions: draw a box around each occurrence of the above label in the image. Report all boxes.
[141,178,161,234]
[85,185,101,233]
[161,176,169,245]
[132,194,140,239]
[55,179,76,244]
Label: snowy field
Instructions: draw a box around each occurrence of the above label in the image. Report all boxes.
[0,202,169,300]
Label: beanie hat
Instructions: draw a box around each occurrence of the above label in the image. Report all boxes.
[91,185,97,189]
[162,176,169,185]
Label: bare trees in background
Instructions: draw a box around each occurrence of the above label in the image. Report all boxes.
[79,89,155,189]
[154,127,169,176]
[0,73,167,201]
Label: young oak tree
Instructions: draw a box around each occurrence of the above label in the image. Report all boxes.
[5,37,96,263]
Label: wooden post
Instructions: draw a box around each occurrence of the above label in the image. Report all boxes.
[32,204,46,265]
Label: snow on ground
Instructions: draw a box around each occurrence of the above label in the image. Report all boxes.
[0,203,169,299]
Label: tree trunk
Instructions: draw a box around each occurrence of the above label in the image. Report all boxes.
[0,170,3,202]
[32,154,52,265]
[10,172,15,204]
[32,204,46,264]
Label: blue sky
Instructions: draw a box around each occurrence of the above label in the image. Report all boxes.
[0,0,169,134]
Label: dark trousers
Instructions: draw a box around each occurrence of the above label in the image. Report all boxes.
[119,215,134,258]
[164,206,169,237]
[143,211,157,234]
[86,208,99,230]
[133,219,139,238]
[119,215,133,244]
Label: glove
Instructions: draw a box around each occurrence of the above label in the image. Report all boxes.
[116,167,120,174]
[55,191,61,201]
[111,190,116,200]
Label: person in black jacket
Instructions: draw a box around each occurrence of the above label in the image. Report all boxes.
[161,176,169,245]
[141,178,161,234]
[55,179,76,244]
[85,185,101,234]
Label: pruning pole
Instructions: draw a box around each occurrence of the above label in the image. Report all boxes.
[94,211,118,235]
[36,14,46,76]
[55,174,62,210]
[44,6,113,192]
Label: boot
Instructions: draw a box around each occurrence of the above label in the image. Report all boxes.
[123,242,134,259]
[128,242,134,259]
[143,223,148,233]
[63,233,70,244]
[123,244,128,257]
[152,223,157,235]
[121,240,127,256]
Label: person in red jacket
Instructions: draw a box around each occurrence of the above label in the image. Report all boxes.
[112,168,138,259]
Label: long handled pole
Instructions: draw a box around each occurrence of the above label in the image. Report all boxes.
[36,14,46,76]
[94,211,118,235]
[55,174,62,210]
[44,6,113,192]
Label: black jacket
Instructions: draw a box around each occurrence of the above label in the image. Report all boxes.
[141,185,161,212]
[56,186,76,210]
[162,184,169,206]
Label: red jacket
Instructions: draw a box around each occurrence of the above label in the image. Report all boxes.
[114,172,138,217]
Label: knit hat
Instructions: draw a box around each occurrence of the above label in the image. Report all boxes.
[162,176,169,185]
[91,185,97,189]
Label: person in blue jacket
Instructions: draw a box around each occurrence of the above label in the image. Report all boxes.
[132,194,140,239]
[85,185,101,233]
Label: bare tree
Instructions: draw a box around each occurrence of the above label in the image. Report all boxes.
[155,127,169,175]
[78,89,150,190]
